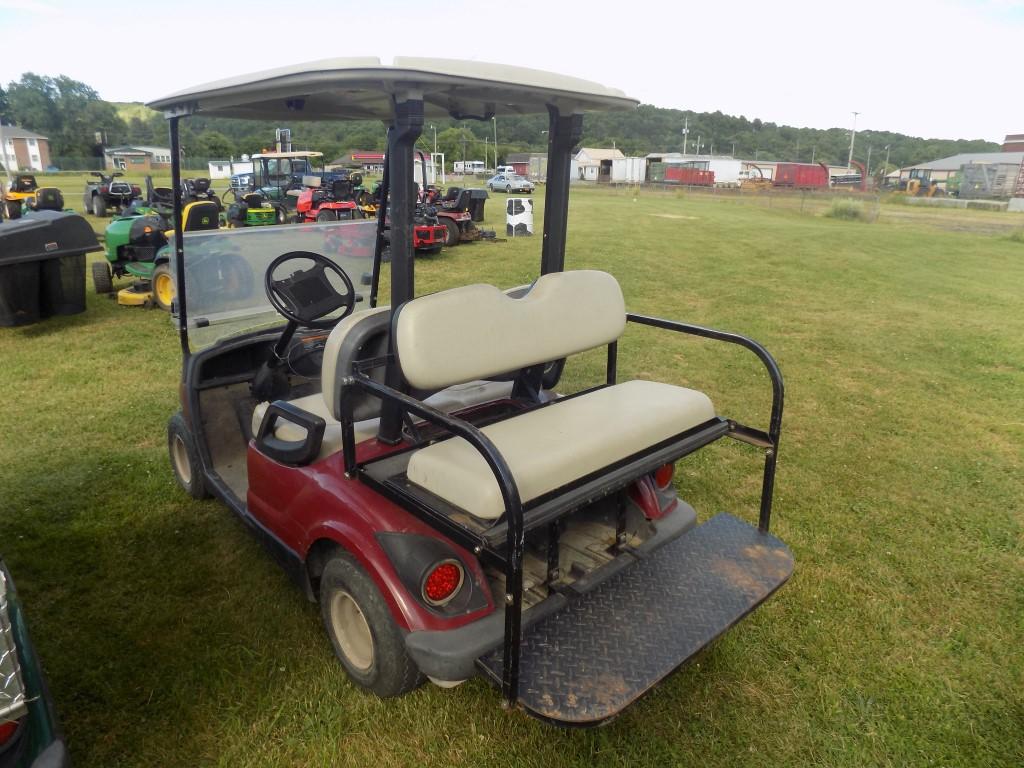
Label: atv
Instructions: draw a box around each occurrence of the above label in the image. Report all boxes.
[83,171,141,216]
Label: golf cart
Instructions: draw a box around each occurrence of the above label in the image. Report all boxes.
[152,58,791,727]
[83,172,141,216]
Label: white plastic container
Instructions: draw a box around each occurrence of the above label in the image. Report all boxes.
[506,197,534,236]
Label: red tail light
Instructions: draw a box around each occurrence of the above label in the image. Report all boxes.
[131,185,141,195]
[422,560,464,606]
[0,719,19,746]
[653,463,675,489]
[100,185,108,193]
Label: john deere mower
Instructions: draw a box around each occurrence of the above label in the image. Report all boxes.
[94,191,219,311]
[3,174,38,219]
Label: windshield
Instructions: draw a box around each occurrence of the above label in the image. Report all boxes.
[174,219,376,350]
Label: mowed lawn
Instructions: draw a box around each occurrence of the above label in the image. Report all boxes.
[0,185,1021,767]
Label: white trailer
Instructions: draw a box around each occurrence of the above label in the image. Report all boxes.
[611,157,645,183]
[707,158,742,187]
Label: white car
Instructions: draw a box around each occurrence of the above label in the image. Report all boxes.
[486,173,535,193]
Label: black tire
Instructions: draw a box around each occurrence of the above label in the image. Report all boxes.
[151,262,174,312]
[92,261,113,294]
[93,195,107,217]
[316,209,338,222]
[274,205,288,225]
[5,200,21,220]
[505,184,512,193]
[441,217,460,247]
[82,193,91,211]
[167,412,209,500]
[319,553,424,697]
[417,245,443,256]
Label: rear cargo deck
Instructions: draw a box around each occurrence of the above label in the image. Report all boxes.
[477,512,793,726]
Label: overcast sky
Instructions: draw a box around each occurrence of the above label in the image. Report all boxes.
[1,0,1019,141]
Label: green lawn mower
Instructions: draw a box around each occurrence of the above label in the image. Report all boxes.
[94,187,219,310]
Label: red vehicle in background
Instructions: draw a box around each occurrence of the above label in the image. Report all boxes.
[296,172,361,222]
[773,162,830,188]
[664,166,715,186]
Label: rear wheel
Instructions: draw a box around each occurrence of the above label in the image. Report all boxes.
[316,209,338,222]
[167,412,209,499]
[505,184,512,193]
[151,263,174,311]
[441,218,460,247]
[92,261,113,293]
[92,195,107,217]
[319,553,424,697]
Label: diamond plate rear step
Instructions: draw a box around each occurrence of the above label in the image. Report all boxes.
[477,512,793,726]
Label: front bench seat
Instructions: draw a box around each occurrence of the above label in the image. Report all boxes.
[394,270,717,520]
[252,306,513,461]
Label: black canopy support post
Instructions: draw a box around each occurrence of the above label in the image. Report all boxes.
[168,115,189,360]
[540,107,583,275]
[369,130,391,310]
[379,96,424,444]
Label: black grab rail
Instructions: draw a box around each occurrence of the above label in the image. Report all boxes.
[340,366,528,706]
[626,314,785,533]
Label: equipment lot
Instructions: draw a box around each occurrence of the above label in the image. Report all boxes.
[0,184,1021,766]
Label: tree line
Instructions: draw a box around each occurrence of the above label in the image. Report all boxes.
[1,73,999,173]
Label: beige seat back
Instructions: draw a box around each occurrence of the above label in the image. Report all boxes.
[320,306,391,420]
[393,270,625,391]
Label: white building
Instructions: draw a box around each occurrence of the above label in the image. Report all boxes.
[574,147,625,182]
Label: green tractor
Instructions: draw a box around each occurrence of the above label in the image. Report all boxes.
[93,179,220,310]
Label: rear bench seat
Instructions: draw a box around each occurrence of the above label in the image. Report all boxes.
[395,270,716,520]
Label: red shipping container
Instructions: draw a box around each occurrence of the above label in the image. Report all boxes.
[664,166,715,186]
[773,163,829,188]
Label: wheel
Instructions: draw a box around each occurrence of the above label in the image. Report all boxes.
[92,261,113,294]
[316,209,338,222]
[5,200,21,220]
[167,412,209,500]
[319,553,424,697]
[417,245,443,256]
[92,195,107,217]
[441,218,460,247]
[151,262,175,312]
[505,184,512,193]
[487,184,494,192]
[274,205,288,225]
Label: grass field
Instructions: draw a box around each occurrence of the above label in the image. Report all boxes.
[0,184,1022,767]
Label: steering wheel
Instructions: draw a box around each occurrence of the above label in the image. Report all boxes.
[264,250,356,329]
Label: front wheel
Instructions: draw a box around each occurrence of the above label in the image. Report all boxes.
[316,209,338,222]
[151,262,175,311]
[319,553,424,697]
[167,412,209,499]
[92,261,113,293]
[505,185,511,193]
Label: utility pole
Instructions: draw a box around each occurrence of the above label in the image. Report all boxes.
[866,145,872,177]
[430,124,437,156]
[848,111,860,168]
[811,146,816,163]
[682,116,689,154]
[492,116,498,167]
[884,144,891,176]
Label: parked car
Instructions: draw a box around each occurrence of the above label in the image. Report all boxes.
[0,559,68,766]
[486,173,534,193]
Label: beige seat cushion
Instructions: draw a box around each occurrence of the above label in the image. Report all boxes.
[251,380,516,463]
[405,380,715,520]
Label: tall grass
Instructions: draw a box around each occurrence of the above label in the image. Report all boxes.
[824,198,867,221]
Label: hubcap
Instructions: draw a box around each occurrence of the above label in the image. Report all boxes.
[154,272,174,306]
[171,434,191,485]
[329,590,373,671]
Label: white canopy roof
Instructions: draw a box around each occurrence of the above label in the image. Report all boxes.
[147,57,638,121]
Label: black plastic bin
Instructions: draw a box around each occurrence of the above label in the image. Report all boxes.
[0,211,100,326]
[40,253,87,316]
[0,261,42,326]
[468,188,489,222]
